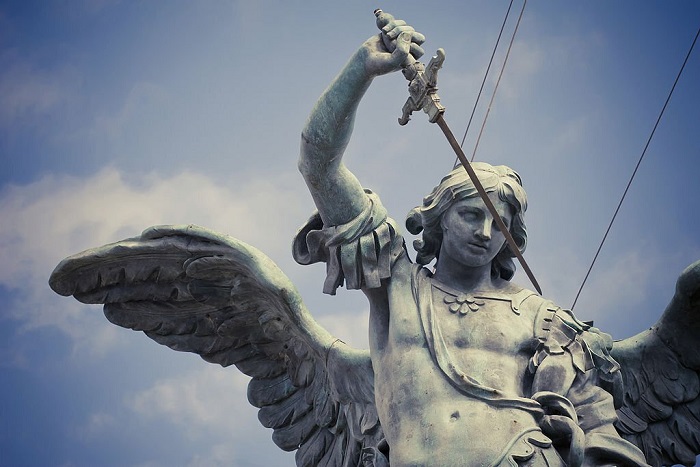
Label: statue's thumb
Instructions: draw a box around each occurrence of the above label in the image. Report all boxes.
[391,32,412,66]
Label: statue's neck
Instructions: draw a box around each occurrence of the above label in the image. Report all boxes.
[432,261,496,293]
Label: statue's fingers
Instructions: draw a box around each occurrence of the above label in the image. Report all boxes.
[380,31,395,53]
[411,31,426,45]
[384,23,414,40]
[410,42,425,60]
[389,31,412,66]
[386,28,426,60]
[381,19,407,34]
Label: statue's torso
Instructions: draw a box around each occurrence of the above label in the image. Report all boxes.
[369,263,550,466]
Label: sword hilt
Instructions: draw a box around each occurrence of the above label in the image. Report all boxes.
[372,10,543,294]
[374,9,445,125]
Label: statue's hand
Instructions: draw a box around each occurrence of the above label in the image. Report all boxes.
[358,12,425,78]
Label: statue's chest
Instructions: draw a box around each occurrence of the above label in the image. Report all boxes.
[430,286,538,356]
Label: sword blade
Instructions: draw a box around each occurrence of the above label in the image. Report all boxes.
[436,114,542,295]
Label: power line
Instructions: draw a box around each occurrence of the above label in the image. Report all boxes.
[468,0,527,163]
[571,24,700,310]
[457,0,514,153]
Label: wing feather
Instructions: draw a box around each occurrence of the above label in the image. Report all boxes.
[259,388,311,429]
[272,412,321,451]
[612,260,700,466]
[296,427,336,466]
[49,224,384,466]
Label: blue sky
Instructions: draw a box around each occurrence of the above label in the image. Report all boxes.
[1,1,699,466]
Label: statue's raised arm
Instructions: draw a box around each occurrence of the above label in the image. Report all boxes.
[298,16,425,226]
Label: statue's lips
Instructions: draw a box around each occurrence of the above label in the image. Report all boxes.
[466,242,488,251]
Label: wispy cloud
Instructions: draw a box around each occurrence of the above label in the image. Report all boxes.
[123,364,292,466]
[74,411,116,439]
[317,308,370,350]
[497,38,545,103]
[125,365,251,437]
[0,168,308,363]
[89,82,170,143]
[0,50,80,128]
[568,247,656,316]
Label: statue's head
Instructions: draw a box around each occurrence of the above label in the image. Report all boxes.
[405,162,527,280]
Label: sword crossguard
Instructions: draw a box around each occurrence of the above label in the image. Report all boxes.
[398,49,446,125]
[374,9,446,126]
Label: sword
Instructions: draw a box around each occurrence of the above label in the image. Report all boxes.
[375,10,542,295]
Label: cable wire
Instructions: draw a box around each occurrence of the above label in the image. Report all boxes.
[468,0,527,163]
[458,0,514,150]
[571,24,700,310]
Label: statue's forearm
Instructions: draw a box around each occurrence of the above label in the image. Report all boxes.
[298,48,374,226]
[299,12,418,178]
[300,49,372,169]
[298,27,412,226]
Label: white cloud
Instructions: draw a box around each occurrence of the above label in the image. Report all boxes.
[125,365,252,437]
[185,443,239,467]
[0,165,347,464]
[124,364,295,466]
[0,168,308,361]
[75,411,116,439]
[317,308,370,350]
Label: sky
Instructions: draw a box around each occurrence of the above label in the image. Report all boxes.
[1,1,699,466]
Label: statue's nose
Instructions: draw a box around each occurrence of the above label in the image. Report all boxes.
[476,218,492,240]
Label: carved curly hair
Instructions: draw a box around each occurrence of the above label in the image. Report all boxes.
[405,162,527,280]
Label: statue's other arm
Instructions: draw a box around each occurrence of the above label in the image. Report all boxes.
[298,19,424,226]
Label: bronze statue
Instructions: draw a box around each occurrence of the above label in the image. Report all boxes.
[50,11,700,467]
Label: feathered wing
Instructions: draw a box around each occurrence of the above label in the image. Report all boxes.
[49,224,385,467]
[612,260,700,467]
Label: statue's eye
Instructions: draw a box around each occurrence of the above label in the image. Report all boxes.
[458,208,479,220]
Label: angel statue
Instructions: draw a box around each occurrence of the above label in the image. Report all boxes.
[49,11,700,467]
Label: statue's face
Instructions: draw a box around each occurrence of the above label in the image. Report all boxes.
[440,192,512,270]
